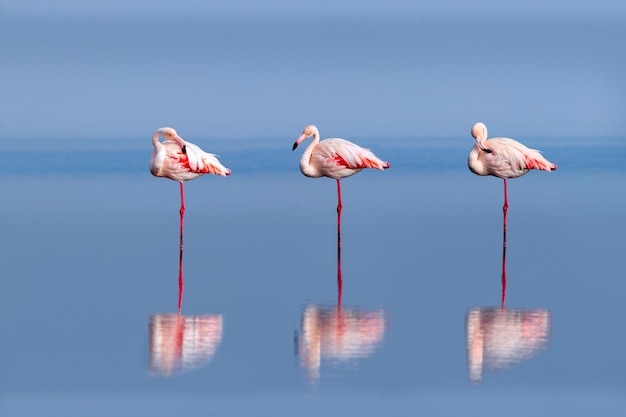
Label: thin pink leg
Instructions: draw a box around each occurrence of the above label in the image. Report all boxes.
[337,179,343,301]
[501,178,508,308]
[178,181,185,313]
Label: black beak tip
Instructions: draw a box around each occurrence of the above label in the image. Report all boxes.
[181,145,187,154]
[292,143,298,151]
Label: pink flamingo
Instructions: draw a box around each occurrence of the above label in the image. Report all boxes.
[292,124,389,299]
[150,127,231,311]
[468,122,556,306]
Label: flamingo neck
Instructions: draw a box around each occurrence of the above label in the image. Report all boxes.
[476,136,491,153]
[308,131,320,150]
[299,131,322,177]
[152,132,163,149]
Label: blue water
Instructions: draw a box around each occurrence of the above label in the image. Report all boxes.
[1,136,625,416]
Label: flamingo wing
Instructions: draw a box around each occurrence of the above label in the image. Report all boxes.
[484,138,556,178]
[495,138,555,171]
[314,139,387,171]
[488,138,529,171]
[183,142,231,176]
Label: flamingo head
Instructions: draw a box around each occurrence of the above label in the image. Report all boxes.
[292,124,319,151]
[471,122,491,153]
[154,127,186,151]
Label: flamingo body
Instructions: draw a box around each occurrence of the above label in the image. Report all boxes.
[468,122,556,307]
[292,124,389,296]
[149,127,230,312]
[468,122,556,179]
[293,125,389,179]
[150,127,231,181]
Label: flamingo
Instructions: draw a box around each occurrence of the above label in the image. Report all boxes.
[150,127,231,311]
[292,125,390,296]
[468,122,556,305]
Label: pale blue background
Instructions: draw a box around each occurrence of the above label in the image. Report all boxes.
[3,0,626,17]
[1,1,625,141]
[1,2,625,416]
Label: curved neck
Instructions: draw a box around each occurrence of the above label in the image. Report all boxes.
[152,132,163,149]
[300,130,321,177]
[305,130,320,153]
[476,136,491,153]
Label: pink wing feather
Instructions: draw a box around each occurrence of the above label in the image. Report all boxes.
[314,139,389,172]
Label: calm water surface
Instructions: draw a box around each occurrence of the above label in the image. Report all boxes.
[1,137,625,416]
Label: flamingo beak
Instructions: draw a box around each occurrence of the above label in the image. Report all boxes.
[292,133,308,151]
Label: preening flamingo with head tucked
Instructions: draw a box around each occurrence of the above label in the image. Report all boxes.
[468,122,556,306]
[292,124,389,298]
[150,127,231,311]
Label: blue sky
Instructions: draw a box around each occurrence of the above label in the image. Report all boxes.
[1,1,625,141]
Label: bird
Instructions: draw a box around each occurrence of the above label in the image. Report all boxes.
[468,122,556,182]
[468,122,556,306]
[150,127,231,311]
[292,124,389,295]
[150,127,232,182]
[468,121,557,215]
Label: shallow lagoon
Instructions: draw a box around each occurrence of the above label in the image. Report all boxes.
[1,137,625,416]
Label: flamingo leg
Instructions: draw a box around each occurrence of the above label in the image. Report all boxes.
[336,179,343,299]
[337,246,343,311]
[501,178,508,308]
[178,181,185,312]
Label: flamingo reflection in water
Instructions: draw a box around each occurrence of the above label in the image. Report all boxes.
[468,122,556,306]
[466,307,551,384]
[296,304,388,383]
[149,313,224,376]
[293,125,390,296]
[149,127,231,311]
